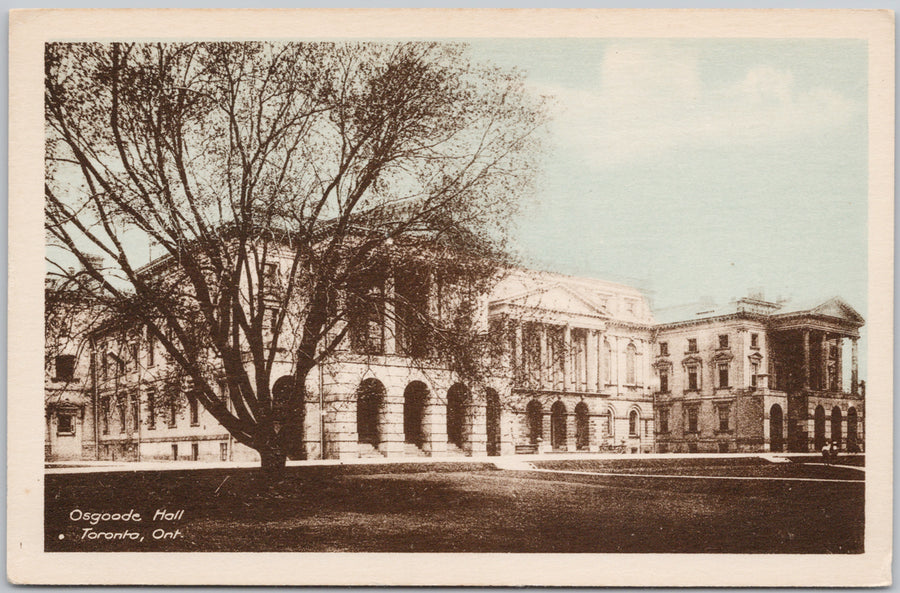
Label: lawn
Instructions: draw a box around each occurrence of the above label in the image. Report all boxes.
[45,458,864,553]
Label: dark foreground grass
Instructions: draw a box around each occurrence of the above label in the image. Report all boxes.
[45,459,863,553]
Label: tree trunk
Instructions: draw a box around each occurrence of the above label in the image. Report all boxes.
[259,447,287,478]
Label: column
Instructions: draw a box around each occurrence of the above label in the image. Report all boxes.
[539,324,548,389]
[613,335,620,389]
[586,330,598,393]
[597,331,605,391]
[563,324,572,392]
[820,332,829,391]
[383,275,396,355]
[514,321,524,386]
[802,329,810,390]
[834,335,844,393]
[851,337,859,395]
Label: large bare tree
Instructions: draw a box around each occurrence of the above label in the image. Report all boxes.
[45,41,545,473]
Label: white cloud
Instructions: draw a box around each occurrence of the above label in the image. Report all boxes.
[534,44,863,167]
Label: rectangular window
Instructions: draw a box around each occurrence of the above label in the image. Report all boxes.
[55,354,76,382]
[189,394,200,426]
[220,442,229,462]
[687,365,699,391]
[659,408,669,433]
[168,401,178,428]
[718,334,729,349]
[659,342,669,356]
[146,390,156,429]
[171,444,178,460]
[718,363,729,388]
[191,443,199,461]
[118,402,126,433]
[131,394,140,431]
[263,262,278,283]
[750,333,759,349]
[751,362,759,388]
[718,405,731,431]
[687,338,698,353]
[147,331,156,367]
[659,369,669,393]
[348,275,386,355]
[129,342,139,371]
[57,413,74,435]
[101,397,110,434]
[687,407,699,433]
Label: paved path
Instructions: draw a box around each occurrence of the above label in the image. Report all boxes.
[44,451,855,475]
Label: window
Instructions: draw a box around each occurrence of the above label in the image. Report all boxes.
[625,343,636,384]
[191,443,199,461]
[54,354,76,382]
[171,444,178,460]
[658,408,669,433]
[168,401,178,428]
[189,393,200,426]
[131,394,140,430]
[101,398,110,434]
[57,413,74,435]
[718,404,731,431]
[220,442,229,461]
[146,390,156,429]
[687,406,699,433]
[718,363,729,388]
[687,364,699,391]
[100,348,108,380]
[750,333,759,349]
[147,331,156,367]
[718,334,729,349]
[659,342,669,356]
[628,410,639,436]
[118,402,126,433]
[659,369,669,393]
[129,342,139,371]
[751,362,759,388]
[263,262,278,284]
[601,410,613,437]
[687,338,698,353]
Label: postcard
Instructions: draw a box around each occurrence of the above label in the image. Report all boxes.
[8,8,894,586]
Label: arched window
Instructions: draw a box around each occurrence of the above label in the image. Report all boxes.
[601,408,613,438]
[526,400,543,444]
[626,343,637,384]
[629,409,639,437]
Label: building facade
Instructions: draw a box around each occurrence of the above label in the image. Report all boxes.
[45,266,865,462]
[653,296,865,454]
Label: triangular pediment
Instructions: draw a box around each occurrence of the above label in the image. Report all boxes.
[493,284,611,318]
[810,297,866,325]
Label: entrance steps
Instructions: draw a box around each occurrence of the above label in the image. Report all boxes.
[403,443,429,457]
[357,443,385,458]
[444,443,467,457]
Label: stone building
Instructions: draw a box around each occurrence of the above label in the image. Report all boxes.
[653,295,865,453]
[45,261,864,462]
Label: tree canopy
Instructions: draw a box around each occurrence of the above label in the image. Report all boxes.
[45,41,546,472]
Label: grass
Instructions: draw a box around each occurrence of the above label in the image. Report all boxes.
[45,458,863,553]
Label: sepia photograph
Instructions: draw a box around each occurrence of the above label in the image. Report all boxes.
[9,7,894,586]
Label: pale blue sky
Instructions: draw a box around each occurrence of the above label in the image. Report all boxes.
[468,38,869,381]
[467,38,868,313]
